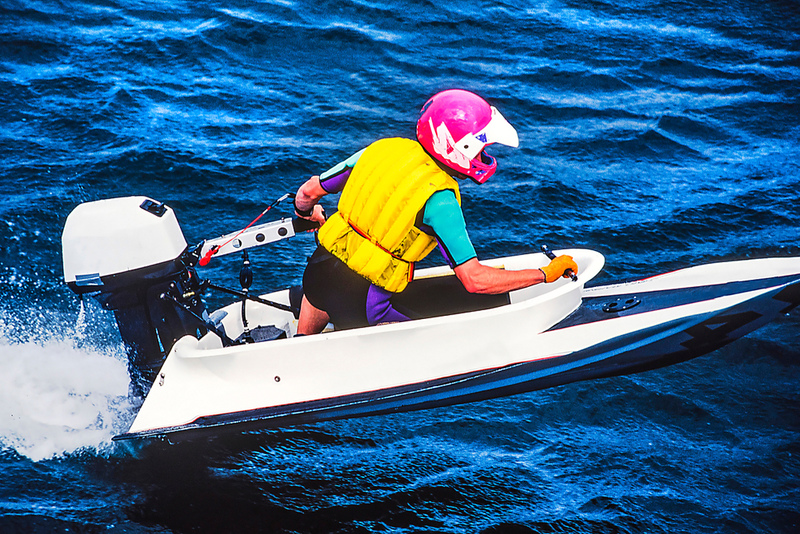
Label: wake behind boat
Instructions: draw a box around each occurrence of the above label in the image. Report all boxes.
[61,197,800,441]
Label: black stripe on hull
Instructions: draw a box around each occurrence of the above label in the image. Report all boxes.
[559,274,800,329]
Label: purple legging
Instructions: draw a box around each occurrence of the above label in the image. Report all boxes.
[366,285,411,325]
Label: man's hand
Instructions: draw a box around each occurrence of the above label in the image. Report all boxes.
[540,255,578,283]
[308,204,326,225]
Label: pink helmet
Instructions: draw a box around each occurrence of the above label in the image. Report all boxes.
[416,89,519,183]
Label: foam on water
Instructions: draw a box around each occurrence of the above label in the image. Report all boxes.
[0,309,135,462]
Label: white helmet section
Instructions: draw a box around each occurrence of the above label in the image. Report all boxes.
[456,106,520,160]
[62,196,187,284]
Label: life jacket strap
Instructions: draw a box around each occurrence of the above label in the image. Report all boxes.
[347,218,415,283]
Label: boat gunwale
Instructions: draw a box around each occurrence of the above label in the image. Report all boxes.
[179,249,608,359]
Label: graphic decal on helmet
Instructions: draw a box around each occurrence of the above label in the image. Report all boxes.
[428,118,471,170]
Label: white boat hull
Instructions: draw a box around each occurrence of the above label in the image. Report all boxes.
[116,252,800,441]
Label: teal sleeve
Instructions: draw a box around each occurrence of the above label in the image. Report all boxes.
[422,190,477,267]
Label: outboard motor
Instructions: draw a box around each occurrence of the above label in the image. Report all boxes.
[62,197,207,391]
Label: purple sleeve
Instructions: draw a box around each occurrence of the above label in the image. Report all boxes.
[319,168,352,194]
[318,148,366,193]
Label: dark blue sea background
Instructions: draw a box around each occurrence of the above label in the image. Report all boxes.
[1,0,799,532]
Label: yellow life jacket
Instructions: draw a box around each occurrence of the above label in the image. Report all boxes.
[318,137,461,292]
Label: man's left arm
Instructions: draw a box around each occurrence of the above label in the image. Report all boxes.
[294,148,365,224]
[294,175,328,224]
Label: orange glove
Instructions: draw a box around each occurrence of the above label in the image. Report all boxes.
[540,255,578,283]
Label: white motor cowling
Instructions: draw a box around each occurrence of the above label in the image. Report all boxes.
[62,197,207,391]
[63,196,187,287]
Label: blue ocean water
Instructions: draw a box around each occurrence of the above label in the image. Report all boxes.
[1,0,799,532]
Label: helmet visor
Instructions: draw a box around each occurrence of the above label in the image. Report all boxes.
[455,106,519,160]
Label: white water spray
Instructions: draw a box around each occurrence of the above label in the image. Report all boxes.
[0,307,135,462]
[74,296,87,342]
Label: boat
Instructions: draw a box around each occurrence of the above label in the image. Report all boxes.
[61,196,800,441]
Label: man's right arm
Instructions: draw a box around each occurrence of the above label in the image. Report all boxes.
[421,191,578,293]
[454,258,546,294]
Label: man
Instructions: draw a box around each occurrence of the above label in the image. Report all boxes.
[293,89,578,334]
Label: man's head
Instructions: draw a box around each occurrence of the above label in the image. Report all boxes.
[416,89,519,184]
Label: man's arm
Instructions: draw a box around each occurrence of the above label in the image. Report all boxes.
[454,258,545,294]
[454,255,579,294]
[421,190,577,294]
[294,148,365,224]
[294,175,327,224]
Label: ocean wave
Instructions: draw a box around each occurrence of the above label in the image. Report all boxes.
[523,3,782,57]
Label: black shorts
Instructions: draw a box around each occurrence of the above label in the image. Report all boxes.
[302,246,371,330]
[302,246,510,330]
